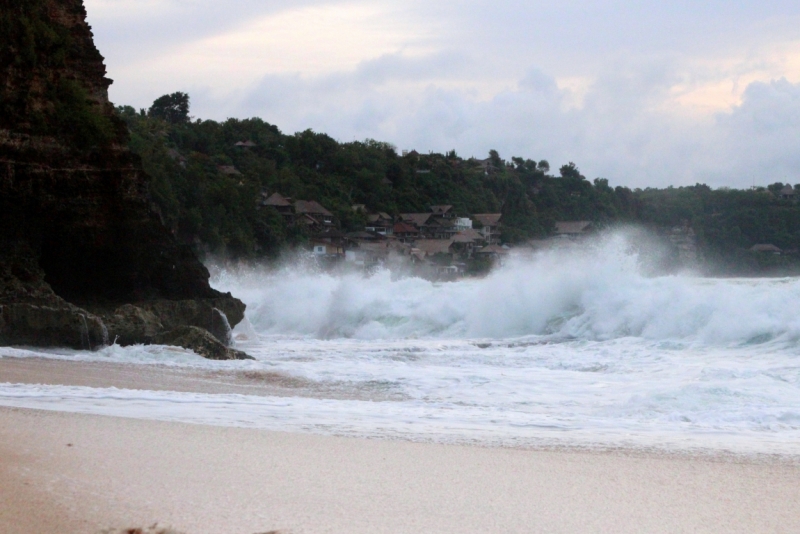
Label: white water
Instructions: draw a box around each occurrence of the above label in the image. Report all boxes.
[3,233,800,454]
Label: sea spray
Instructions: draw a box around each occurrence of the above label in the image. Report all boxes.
[211,231,800,346]
[211,307,233,346]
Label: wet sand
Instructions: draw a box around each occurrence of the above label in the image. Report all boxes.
[0,356,405,401]
[2,356,800,533]
[1,404,800,534]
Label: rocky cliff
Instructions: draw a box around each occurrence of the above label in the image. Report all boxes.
[0,0,249,359]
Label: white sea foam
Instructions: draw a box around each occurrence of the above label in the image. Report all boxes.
[3,231,800,453]
[215,233,800,345]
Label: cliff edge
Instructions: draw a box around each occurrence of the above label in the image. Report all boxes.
[0,0,248,359]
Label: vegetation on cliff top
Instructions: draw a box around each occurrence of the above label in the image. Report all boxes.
[118,94,800,275]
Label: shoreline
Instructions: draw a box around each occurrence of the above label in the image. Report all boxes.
[2,355,800,461]
[2,406,800,533]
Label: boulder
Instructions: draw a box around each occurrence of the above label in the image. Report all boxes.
[138,298,244,345]
[103,304,163,345]
[0,302,106,350]
[153,326,253,361]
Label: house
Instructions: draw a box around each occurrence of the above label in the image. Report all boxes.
[346,230,387,243]
[554,221,593,238]
[472,158,498,175]
[234,140,257,148]
[431,205,455,219]
[473,213,503,244]
[295,200,334,226]
[393,222,419,243]
[750,244,782,255]
[365,212,394,236]
[311,241,344,257]
[475,244,510,259]
[413,239,455,259]
[454,217,473,231]
[314,228,352,247]
[351,204,367,213]
[435,265,460,279]
[401,213,435,235]
[260,192,295,223]
[217,165,241,176]
[346,241,408,269]
[451,229,486,257]
[780,185,796,200]
[429,218,458,240]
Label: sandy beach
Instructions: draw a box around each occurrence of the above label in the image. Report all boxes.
[1,397,799,534]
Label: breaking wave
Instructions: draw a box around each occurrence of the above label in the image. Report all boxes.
[213,232,800,345]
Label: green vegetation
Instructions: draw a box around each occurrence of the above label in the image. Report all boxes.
[0,0,116,149]
[119,94,800,275]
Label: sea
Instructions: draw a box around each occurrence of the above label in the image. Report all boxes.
[2,233,800,455]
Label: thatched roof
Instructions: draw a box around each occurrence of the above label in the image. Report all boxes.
[295,200,333,217]
[264,192,291,207]
[413,239,454,255]
[431,205,453,215]
[401,213,433,227]
[217,165,241,175]
[473,213,502,227]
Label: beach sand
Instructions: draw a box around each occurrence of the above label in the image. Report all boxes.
[2,357,800,533]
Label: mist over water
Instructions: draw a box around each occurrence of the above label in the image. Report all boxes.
[213,233,800,347]
[3,231,800,454]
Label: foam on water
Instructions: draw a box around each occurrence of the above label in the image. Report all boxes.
[215,233,800,345]
[3,232,800,454]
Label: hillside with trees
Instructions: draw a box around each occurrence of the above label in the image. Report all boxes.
[118,93,800,275]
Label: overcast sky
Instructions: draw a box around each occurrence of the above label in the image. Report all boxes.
[85,0,800,188]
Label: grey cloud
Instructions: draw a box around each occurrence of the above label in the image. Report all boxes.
[95,0,800,188]
[212,59,800,189]
[353,52,470,85]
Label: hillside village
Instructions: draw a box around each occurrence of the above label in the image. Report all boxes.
[258,189,598,277]
[118,95,800,277]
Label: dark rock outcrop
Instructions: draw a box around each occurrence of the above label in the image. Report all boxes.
[0,0,248,358]
[153,326,253,361]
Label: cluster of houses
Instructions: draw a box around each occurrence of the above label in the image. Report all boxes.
[257,191,513,276]
[257,191,600,278]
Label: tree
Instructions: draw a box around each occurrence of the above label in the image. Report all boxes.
[148,92,190,124]
[489,149,502,168]
[559,162,584,180]
[537,160,550,173]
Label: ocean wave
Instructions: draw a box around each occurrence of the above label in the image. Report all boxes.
[212,233,800,346]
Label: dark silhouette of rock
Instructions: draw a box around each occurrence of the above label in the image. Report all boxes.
[0,0,249,359]
[153,326,253,361]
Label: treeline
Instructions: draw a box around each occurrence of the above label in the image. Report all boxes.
[119,94,800,274]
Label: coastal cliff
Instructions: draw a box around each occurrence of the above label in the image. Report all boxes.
[0,0,248,358]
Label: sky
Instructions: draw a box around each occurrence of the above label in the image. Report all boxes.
[84,0,800,188]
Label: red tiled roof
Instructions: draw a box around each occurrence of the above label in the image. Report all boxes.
[393,222,419,234]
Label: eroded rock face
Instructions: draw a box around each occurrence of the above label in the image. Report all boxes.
[0,0,248,358]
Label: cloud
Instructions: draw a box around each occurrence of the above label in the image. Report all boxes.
[88,0,800,188]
